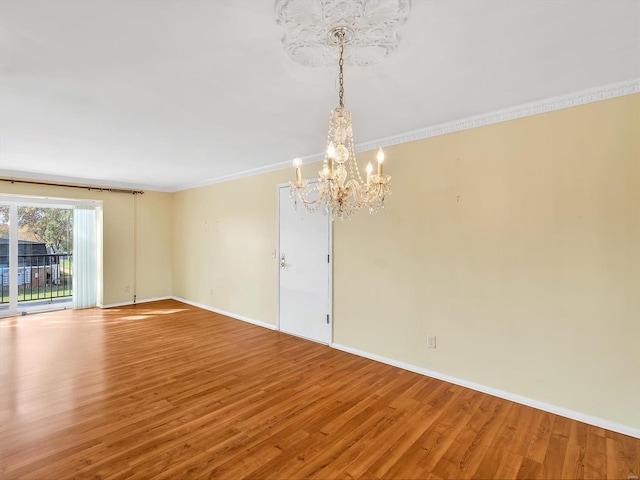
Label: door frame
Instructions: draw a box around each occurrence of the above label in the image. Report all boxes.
[276,182,333,344]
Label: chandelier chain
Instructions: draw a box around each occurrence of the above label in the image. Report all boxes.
[338,32,345,109]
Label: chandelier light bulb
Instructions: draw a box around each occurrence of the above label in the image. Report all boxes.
[293,157,302,185]
[377,148,385,176]
[327,142,336,159]
[327,141,336,173]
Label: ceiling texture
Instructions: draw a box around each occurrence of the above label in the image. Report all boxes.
[1,0,639,192]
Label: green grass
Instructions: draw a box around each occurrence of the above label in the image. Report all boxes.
[0,284,73,303]
[60,259,72,274]
[17,288,72,301]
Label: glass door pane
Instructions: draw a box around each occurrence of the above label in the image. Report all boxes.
[16,206,73,312]
[0,204,9,313]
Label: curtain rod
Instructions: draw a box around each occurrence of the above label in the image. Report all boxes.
[0,178,144,195]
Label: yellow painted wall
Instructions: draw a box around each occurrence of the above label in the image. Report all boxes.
[333,94,640,429]
[172,170,289,324]
[135,191,173,301]
[0,183,173,306]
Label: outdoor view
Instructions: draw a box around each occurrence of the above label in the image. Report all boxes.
[0,205,73,311]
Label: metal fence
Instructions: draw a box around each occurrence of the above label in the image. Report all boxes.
[0,254,72,304]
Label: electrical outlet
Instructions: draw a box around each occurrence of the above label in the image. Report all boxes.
[427,335,437,349]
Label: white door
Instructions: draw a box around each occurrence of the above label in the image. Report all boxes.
[278,185,331,344]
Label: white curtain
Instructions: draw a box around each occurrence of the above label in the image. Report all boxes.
[73,206,97,309]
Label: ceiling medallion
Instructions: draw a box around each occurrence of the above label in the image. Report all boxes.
[275,0,411,67]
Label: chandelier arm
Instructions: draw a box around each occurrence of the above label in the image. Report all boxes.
[299,196,321,206]
[290,182,323,210]
[296,189,326,207]
[344,179,370,206]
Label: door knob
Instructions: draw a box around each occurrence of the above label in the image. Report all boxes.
[280,254,286,269]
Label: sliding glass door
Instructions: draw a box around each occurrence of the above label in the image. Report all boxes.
[0,195,99,317]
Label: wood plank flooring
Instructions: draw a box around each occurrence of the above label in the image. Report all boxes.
[0,300,637,479]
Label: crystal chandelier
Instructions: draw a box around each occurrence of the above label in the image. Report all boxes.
[290,27,392,221]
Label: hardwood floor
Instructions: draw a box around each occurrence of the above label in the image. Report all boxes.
[0,300,637,479]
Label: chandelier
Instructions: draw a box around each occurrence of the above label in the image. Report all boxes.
[289,27,392,221]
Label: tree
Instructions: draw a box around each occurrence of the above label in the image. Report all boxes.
[0,205,8,239]
[18,207,73,253]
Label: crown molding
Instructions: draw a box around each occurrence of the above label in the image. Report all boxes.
[174,160,293,192]
[175,77,639,191]
[356,77,640,154]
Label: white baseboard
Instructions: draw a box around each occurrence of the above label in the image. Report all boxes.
[331,343,640,439]
[171,296,277,331]
[98,296,172,309]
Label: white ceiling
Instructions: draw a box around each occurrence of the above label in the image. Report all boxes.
[1,0,638,192]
